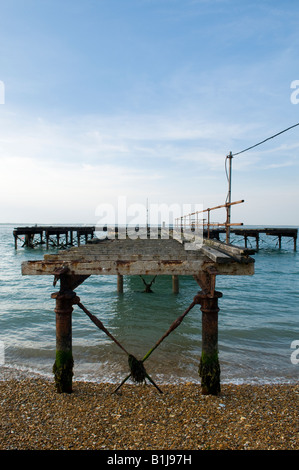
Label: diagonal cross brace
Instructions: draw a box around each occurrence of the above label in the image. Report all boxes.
[114,293,201,393]
[74,294,201,394]
[74,298,162,393]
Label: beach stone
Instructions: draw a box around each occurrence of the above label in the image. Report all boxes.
[0,376,298,450]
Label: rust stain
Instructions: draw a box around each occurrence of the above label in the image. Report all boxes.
[202,260,215,271]
[160,260,183,265]
[116,260,133,266]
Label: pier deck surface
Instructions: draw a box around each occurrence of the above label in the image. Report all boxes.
[21,237,255,277]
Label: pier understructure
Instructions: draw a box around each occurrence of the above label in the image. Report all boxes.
[22,235,255,396]
[206,227,297,251]
[13,226,95,249]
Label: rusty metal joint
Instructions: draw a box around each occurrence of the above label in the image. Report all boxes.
[193,293,202,304]
[53,265,69,287]
[51,290,77,302]
[197,290,223,302]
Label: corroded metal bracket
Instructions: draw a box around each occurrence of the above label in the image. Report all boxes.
[52,266,90,292]
[193,266,219,297]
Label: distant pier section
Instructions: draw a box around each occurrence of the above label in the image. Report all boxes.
[13,225,297,250]
[13,225,96,249]
[206,227,297,251]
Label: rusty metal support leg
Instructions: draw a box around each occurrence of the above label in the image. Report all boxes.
[117,274,123,293]
[172,275,179,294]
[51,291,76,393]
[198,291,222,396]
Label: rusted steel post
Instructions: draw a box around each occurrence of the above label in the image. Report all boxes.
[25,233,33,247]
[198,290,222,396]
[14,233,17,249]
[51,291,76,393]
[172,275,179,294]
[256,234,259,251]
[117,274,123,293]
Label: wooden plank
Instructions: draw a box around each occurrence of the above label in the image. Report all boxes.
[203,238,255,257]
[201,245,233,263]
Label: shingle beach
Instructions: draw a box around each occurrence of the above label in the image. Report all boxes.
[0,371,297,451]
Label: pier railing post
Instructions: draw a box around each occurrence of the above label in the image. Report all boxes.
[51,291,76,393]
[198,290,222,395]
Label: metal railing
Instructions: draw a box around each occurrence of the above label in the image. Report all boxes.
[175,199,244,243]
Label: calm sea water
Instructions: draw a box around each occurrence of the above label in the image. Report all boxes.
[0,223,298,385]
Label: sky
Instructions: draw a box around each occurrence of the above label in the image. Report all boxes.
[0,0,299,226]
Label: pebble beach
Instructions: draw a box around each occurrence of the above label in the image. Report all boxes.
[0,370,298,451]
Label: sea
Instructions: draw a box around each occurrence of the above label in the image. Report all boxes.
[0,223,298,386]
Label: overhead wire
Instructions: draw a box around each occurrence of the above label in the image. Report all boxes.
[231,121,299,157]
[225,121,299,203]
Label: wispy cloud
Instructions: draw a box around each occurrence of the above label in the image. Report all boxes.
[0,1,298,224]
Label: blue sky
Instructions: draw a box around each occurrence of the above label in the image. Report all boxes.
[0,0,299,226]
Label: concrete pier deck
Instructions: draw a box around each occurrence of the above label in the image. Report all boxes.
[21,237,255,278]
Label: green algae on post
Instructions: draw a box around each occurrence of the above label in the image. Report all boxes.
[53,351,74,394]
[199,351,221,396]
